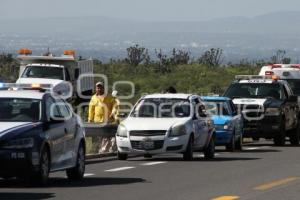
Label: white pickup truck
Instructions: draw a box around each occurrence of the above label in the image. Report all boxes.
[16,49,94,100]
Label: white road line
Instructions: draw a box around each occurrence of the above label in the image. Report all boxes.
[261,146,272,148]
[105,166,135,172]
[197,153,220,158]
[84,173,95,177]
[244,147,261,150]
[140,161,167,166]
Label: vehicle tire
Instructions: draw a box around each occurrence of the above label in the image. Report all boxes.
[66,142,85,181]
[30,147,50,185]
[144,154,152,158]
[252,137,260,141]
[274,121,286,146]
[225,132,235,152]
[117,151,128,160]
[183,136,193,161]
[204,136,215,160]
[289,123,300,146]
[235,134,243,151]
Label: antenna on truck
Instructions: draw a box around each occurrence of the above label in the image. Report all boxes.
[43,47,52,56]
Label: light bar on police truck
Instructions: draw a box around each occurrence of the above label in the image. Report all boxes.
[235,75,273,80]
[0,83,52,90]
[235,75,280,82]
[0,82,73,99]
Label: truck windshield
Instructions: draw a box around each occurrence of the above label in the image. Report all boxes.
[21,66,64,80]
[131,98,191,118]
[224,83,282,100]
[286,79,300,96]
[0,98,41,122]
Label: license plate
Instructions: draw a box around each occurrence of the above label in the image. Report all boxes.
[142,141,154,149]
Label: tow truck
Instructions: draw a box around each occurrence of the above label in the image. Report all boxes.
[16,48,94,101]
[223,75,299,146]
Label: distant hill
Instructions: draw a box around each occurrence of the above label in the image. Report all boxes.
[1,11,300,62]
[1,11,300,36]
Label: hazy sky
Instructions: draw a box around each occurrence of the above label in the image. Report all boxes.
[1,0,300,21]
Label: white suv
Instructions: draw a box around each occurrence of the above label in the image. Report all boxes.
[116,93,215,160]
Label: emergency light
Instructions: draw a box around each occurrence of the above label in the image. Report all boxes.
[0,83,52,91]
[17,48,32,55]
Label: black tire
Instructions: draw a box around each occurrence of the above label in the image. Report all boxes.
[235,134,243,151]
[66,142,85,181]
[225,132,235,152]
[30,147,50,185]
[274,121,286,146]
[289,123,300,146]
[143,154,152,158]
[183,136,193,161]
[204,136,215,160]
[117,151,128,160]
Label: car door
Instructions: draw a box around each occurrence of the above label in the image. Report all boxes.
[194,98,209,148]
[55,98,77,167]
[282,84,298,129]
[44,96,67,170]
[228,100,243,137]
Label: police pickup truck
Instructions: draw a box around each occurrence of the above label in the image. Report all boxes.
[223,75,299,146]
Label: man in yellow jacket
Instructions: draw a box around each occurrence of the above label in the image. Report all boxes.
[88,82,119,153]
[88,82,118,123]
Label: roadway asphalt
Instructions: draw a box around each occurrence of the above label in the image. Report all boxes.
[1,140,300,200]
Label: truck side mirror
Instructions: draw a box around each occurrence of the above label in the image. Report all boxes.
[75,68,80,79]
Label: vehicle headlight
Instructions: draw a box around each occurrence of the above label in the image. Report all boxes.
[116,125,128,137]
[3,138,34,149]
[215,123,232,130]
[169,124,186,137]
[265,108,280,116]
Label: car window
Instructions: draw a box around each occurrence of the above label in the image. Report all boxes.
[46,97,61,121]
[281,85,288,100]
[224,83,282,100]
[64,68,71,81]
[0,98,41,122]
[131,98,191,118]
[286,79,300,96]
[21,66,64,80]
[55,99,72,120]
[204,100,230,116]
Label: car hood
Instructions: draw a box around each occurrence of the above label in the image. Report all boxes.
[233,98,283,108]
[122,117,190,130]
[211,115,232,125]
[16,78,63,86]
[232,98,267,106]
[0,122,42,139]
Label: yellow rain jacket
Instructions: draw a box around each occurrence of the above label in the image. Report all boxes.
[88,94,119,123]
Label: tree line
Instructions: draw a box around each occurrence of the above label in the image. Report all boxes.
[0,46,293,98]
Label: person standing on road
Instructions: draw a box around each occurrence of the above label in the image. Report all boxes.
[88,82,119,153]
